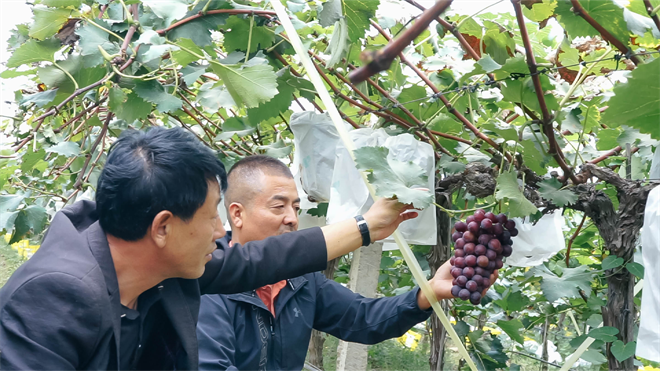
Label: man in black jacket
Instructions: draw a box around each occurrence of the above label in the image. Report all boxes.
[196,156,459,370]
[0,128,416,370]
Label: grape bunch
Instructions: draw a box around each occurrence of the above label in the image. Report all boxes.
[449,209,518,305]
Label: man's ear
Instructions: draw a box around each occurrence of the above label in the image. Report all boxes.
[228,202,245,229]
[150,210,174,248]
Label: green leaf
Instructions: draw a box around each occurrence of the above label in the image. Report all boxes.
[167,1,231,46]
[211,58,278,108]
[0,195,25,213]
[108,86,127,112]
[6,38,60,68]
[133,80,182,113]
[41,0,82,7]
[0,69,37,78]
[601,255,624,270]
[142,0,188,25]
[257,139,292,159]
[522,0,557,22]
[520,140,547,175]
[196,82,236,111]
[528,265,592,302]
[611,340,636,362]
[222,15,275,52]
[428,113,462,134]
[580,348,608,365]
[454,320,471,338]
[21,149,46,172]
[588,326,619,342]
[626,262,644,279]
[483,21,515,65]
[601,58,660,140]
[216,117,256,140]
[556,0,630,44]
[496,319,525,345]
[319,0,342,27]
[438,155,466,174]
[29,7,72,40]
[354,146,434,208]
[180,65,208,86]
[307,203,329,217]
[539,178,578,207]
[114,92,152,123]
[495,172,538,218]
[342,0,380,42]
[10,206,49,244]
[476,55,502,73]
[326,18,349,68]
[171,38,203,66]
[46,142,80,157]
[246,69,296,123]
[597,128,621,150]
[19,89,58,108]
[76,20,120,67]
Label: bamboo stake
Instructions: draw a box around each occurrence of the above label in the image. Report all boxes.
[270,2,478,370]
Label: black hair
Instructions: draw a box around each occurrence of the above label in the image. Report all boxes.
[96,127,227,241]
[226,155,292,179]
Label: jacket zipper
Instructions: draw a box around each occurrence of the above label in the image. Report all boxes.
[268,316,275,337]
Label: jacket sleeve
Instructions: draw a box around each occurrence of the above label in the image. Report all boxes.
[312,273,432,344]
[198,228,327,295]
[0,273,102,370]
[196,295,239,371]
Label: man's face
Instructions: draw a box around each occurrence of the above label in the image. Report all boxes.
[234,173,300,243]
[164,181,226,279]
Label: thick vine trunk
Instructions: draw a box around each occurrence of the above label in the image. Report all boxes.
[307,258,340,369]
[427,188,453,371]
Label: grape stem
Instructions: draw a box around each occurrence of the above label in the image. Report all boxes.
[433,202,497,216]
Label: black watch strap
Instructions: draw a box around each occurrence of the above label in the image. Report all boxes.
[354,215,371,246]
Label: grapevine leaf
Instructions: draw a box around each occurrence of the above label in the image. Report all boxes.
[601,58,660,140]
[611,340,637,362]
[496,319,525,345]
[216,117,256,140]
[307,203,329,217]
[495,172,538,218]
[588,326,619,342]
[167,0,232,46]
[113,92,152,123]
[246,70,297,124]
[538,178,577,207]
[29,7,72,40]
[21,149,46,172]
[580,349,608,365]
[522,0,556,22]
[19,89,58,108]
[211,58,278,108]
[555,0,630,44]
[626,262,644,279]
[597,128,620,150]
[76,20,120,67]
[527,265,592,302]
[222,16,275,52]
[180,65,208,86]
[601,255,624,270]
[10,206,48,244]
[429,113,462,134]
[142,0,188,25]
[108,86,127,112]
[46,142,80,157]
[6,38,60,68]
[326,18,349,68]
[171,38,203,66]
[342,0,380,42]
[354,146,434,209]
[42,0,82,6]
[0,195,25,213]
[483,21,515,65]
[133,80,182,113]
[257,139,292,159]
[196,82,236,111]
[319,0,342,27]
[476,55,502,73]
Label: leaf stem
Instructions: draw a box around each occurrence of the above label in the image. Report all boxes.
[84,17,125,43]
[245,15,254,63]
[52,61,79,90]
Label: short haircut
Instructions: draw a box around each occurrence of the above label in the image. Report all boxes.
[96,127,227,241]
[224,155,292,208]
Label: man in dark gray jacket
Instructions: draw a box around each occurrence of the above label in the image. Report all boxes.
[0,128,417,370]
[197,156,459,370]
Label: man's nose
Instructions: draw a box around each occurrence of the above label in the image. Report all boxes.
[284,207,299,227]
[215,217,226,239]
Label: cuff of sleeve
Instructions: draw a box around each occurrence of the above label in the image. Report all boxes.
[408,287,434,316]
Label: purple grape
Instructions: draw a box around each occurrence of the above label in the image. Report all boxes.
[488,238,501,250]
[482,277,491,288]
[474,209,485,222]
[470,291,482,305]
[455,249,465,258]
[450,256,456,265]
[505,220,516,230]
[452,231,463,242]
[492,224,504,236]
[475,244,487,256]
[466,215,476,224]
[485,249,497,261]
[465,255,477,267]
[462,231,476,242]
[464,243,475,255]
[501,230,511,241]
[487,261,496,270]
[467,221,480,234]
[497,213,508,224]
[477,255,489,268]
[451,267,463,278]
[466,280,478,292]
[478,234,492,246]
[510,228,519,237]
[485,212,497,223]
[502,245,513,257]
[455,221,468,232]
[454,238,466,249]
[480,218,493,230]
[458,289,471,301]
[463,267,475,279]
[496,259,504,269]
[456,275,468,287]
[454,257,466,268]
[451,285,462,297]
[472,274,484,285]
[475,267,489,276]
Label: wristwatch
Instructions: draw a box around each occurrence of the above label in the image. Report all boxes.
[354,215,371,246]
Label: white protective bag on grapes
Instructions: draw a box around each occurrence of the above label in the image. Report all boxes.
[504,211,566,267]
[636,185,660,362]
[326,128,437,245]
[289,111,341,202]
